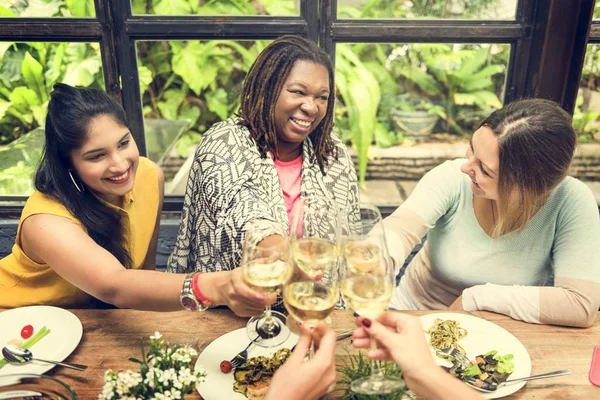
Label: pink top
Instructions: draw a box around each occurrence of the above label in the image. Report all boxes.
[274,155,303,237]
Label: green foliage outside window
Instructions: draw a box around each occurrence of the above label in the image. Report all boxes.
[0,0,510,194]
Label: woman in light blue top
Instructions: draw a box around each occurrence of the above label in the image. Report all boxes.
[384,98,600,327]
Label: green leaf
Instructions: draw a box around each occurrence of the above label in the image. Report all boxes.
[172,42,218,95]
[456,48,490,79]
[0,100,11,120]
[21,0,62,17]
[156,90,185,120]
[0,5,16,16]
[30,103,48,126]
[155,0,192,15]
[138,65,154,96]
[44,43,68,88]
[179,104,201,126]
[454,90,502,108]
[0,43,13,64]
[21,52,47,102]
[9,87,41,110]
[63,43,102,87]
[206,88,229,120]
[65,0,95,17]
[259,0,297,15]
[400,65,443,96]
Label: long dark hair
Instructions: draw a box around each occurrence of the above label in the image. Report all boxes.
[480,98,575,237]
[35,83,132,268]
[238,35,337,174]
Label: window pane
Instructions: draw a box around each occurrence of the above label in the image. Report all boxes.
[0,0,95,17]
[335,42,509,185]
[131,0,299,16]
[0,42,104,195]
[576,44,600,144]
[136,40,267,194]
[337,0,517,20]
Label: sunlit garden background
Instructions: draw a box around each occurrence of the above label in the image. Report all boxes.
[1,0,600,196]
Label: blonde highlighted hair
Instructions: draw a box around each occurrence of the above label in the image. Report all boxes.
[481,99,576,238]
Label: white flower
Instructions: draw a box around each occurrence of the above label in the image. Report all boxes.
[150,331,163,340]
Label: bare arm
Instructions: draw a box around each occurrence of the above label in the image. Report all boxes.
[21,214,185,311]
[142,164,165,270]
[21,213,271,314]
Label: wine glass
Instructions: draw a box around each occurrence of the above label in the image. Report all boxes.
[284,195,341,357]
[242,235,293,348]
[0,374,78,399]
[339,204,405,395]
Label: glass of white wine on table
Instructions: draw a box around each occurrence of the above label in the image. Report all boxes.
[284,196,341,356]
[339,204,404,395]
[242,235,294,348]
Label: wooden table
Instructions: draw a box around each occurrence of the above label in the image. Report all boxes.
[30,310,600,398]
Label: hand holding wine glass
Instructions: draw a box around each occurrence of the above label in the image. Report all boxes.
[241,235,293,348]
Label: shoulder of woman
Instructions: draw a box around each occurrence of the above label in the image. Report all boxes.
[553,177,598,208]
[198,118,255,152]
[23,191,76,220]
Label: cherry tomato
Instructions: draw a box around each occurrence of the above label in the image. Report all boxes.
[21,325,34,340]
[220,360,233,374]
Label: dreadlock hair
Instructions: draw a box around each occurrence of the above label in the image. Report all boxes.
[35,83,133,269]
[238,35,337,175]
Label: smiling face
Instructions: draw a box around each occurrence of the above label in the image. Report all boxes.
[460,126,500,200]
[70,114,139,205]
[273,60,330,161]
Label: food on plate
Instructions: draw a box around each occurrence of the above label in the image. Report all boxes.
[232,348,291,399]
[220,360,233,373]
[20,324,34,339]
[0,325,51,369]
[6,338,23,347]
[445,350,516,390]
[426,318,468,357]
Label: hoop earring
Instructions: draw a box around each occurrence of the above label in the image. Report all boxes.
[68,170,84,193]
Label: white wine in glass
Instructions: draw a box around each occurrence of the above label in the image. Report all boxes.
[243,259,293,297]
[340,205,404,395]
[291,238,337,279]
[284,281,338,327]
[242,236,293,348]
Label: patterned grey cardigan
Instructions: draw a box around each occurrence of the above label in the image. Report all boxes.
[167,118,360,274]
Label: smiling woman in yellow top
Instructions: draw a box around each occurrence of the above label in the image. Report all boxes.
[0,83,200,311]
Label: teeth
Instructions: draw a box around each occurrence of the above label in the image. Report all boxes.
[291,118,311,128]
[108,170,128,181]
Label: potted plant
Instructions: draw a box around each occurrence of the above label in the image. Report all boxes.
[387,94,446,140]
[386,44,504,136]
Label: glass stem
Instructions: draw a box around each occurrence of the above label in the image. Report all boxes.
[263,304,273,331]
[370,337,385,379]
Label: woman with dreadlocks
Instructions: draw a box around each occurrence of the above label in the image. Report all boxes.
[166,35,360,316]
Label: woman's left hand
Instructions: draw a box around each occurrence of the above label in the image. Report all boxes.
[448,295,464,311]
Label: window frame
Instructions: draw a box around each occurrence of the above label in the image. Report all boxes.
[0,0,595,215]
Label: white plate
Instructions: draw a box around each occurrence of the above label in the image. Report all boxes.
[420,313,532,399]
[0,306,83,377]
[195,328,299,400]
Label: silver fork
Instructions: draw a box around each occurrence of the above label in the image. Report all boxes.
[438,346,470,367]
[230,337,259,368]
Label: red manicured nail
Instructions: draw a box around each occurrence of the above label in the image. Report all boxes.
[362,319,372,328]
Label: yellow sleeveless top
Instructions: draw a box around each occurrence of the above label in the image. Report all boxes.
[0,157,159,308]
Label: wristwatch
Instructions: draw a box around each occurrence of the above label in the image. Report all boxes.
[180,273,211,311]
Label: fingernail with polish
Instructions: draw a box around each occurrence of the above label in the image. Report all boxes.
[361,318,372,328]
[256,294,265,301]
